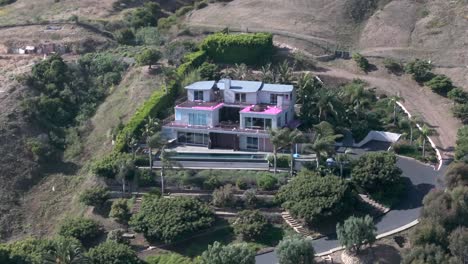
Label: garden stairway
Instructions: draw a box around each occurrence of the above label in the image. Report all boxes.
[281,212,310,236]
[131,197,143,214]
[358,194,390,215]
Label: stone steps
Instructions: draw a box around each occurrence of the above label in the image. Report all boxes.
[281,211,310,236]
[359,194,390,214]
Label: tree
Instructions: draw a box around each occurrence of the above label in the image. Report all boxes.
[198,242,255,264]
[0,246,12,264]
[448,88,468,104]
[58,218,103,246]
[387,94,404,125]
[304,121,342,169]
[425,74,453,95]
[109,199,131,224]
[409,221,448,248]
[141,117,160,172]
[107,229,128,244]
[229,63,250,80]
[198,62,219,80]
[276,236,315,264]
[233,210,269,241]
[86,241,141,264]
[257,173,278,191]
[147,253,192,264]
[78,187,109,208]
[130,195,214,243]
[455,126,468,161]
[114,28,135,45]
[448,227,468,264]
[296,73,313,104]
[276,171,355,225]
[284,129,304,175]
[5,238,53,264]
[336,215,376,255]
[126,2,163,29]
[45,236,88,264]
[260,63,274,83]
[136,49,162,69]
[212,184,236,208]
[453,103,468,124]
[351,152,402,194]
[243,189,258,209]
[277,61,294,84]
[404,59,433,83]
[420,124,434,158]
[116,156,136,197]
[352,53,370,72]
[402,244,448,264]
[444,162,468,189]
[268,128,289,175]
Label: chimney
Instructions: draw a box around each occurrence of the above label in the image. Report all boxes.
[224,78,231,90]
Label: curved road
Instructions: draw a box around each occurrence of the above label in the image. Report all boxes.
[255,156,446,264]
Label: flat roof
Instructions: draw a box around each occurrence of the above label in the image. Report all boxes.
[184,81,216,90]
[261,83,294,93]
[217,80,263,93]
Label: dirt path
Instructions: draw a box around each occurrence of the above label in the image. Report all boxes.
[310,67,461,159]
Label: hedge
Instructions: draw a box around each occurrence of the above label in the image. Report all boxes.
[177,50,207,77]
[200,33,273,65]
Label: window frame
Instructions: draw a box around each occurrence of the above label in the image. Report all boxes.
[246,137,259,150]
[194,90,204,101]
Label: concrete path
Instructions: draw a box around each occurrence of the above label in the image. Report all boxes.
[255,156,445,264]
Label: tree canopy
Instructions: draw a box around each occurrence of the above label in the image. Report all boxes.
[79,187,109,207]
[233,210,269,241]
[86,241,141,264]
[276,236,315,264]
[198,242,255,264]
[336,215,377,254]
[276,171,356,225]
[58,217,103,246]
[136,48,162,68]
[130,195,214,243]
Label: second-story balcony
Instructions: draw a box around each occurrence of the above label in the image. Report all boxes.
[162,119,269,134]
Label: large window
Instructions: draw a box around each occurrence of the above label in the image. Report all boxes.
[244,117,272,129]
[194,90,204,101]
[270,94,278,104]
[177,132,209,145]
[235,93,246,103]
[246,137,259,150]
[189,113,207,126]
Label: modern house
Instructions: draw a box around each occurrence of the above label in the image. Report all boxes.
[162,79,297,151]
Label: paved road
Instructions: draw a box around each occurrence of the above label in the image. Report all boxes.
[255,156,445,264]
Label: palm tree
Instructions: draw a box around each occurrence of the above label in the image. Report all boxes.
[335,153,350,178]
[304,121,342,169]
[141,116,159,171]
[125,133,139,159]
[45,236,89,264]
[296,72,313,104]
[260,63,274,83]
[420,124,434,158]
[232,63,250,80]
[116,157,135,197]
[316,89,340,122]
[388,94,404,125]
[277,60,294,84]
[268,128,289,175]
[343,80,371,118]
[283,129,304,175]
[408,115,423,144]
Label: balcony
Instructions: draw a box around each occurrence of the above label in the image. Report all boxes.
[162,120,268,134]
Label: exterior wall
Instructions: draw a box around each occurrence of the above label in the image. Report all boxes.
[174,108,218,127]
[258,91,293,107]
[187,89,212,102]
[240,112,280,129]
[239,134,272,151]
[245,92,257,104]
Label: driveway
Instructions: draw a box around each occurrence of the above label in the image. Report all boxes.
[255,156,445,264]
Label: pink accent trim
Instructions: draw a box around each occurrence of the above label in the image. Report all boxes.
[240,105,283,115]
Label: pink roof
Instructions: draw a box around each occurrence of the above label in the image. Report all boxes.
[240,105,283,115]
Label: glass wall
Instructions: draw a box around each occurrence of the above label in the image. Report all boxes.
[188,113,207,126]
[244,117,272,129]
[246,137,259,150]
[177,132,209,145]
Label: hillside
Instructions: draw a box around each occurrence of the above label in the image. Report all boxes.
[187,0,467,87]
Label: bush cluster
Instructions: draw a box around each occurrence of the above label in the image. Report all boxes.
[455,126,468,161]
[200,33,274,65]
[352,53,370,72]
[58,217,103,246]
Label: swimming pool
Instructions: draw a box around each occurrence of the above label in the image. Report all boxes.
[167,152,267,161]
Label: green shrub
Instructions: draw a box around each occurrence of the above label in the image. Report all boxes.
[79,187,109,207]
[175,6,194,17]
[233,210,269,241]
[448,88,468,104]
[177,50,208,76]
[107,229,128,244]
[135,27,164,45]
[0,0,15,7]
[383,58,402,73]
[114,28,135,45]
[257,173,278,191]
[204,174,222,190]
[126,2,164,29]
[352,53,370,72]
[392,141,418,156]
[86,241,141,264]
[147,253,193,264]
[404,59,434,82]
[157,15,177,31]
[200,33,273,65]
[58,218,103,245]
[26,137,54,162]
[110,199,131,224]
[198,62,219,80]
[425,74,453,95]
[130,195,214,243]
[236,177,248,190]
[136,169,156,187]
[453,104,468,124]
[195,0,208,9]
[455,126,468,161]
[268,154,290,168]
[91,152,129,177]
